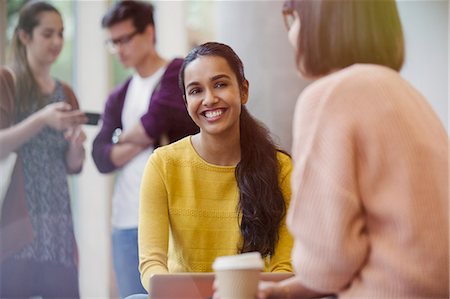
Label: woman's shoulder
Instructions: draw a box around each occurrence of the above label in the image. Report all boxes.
[299,63,403,113]
[156,58,184,105]
[57,80,79,109]
[0,67,14,89]
[167,58,183,71]
[0,67,16,124]
[152,136,192,161]
[339,64,401,87]
[161,58,183,82]
[58,80,74,95]
[276,150,291,163]
[0,66,14,83]
[340,63,397,76]
[306,64,400,94]
[275,150,293,175]
[149,136,212,175]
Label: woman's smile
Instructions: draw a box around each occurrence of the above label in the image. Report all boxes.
[202,108,226,121]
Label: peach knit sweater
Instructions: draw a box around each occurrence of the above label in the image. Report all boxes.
[289,64,449,298]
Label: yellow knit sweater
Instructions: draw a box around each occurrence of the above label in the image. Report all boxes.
[139,136,293,291]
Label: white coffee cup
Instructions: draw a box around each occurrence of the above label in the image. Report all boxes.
[213,252,264,299]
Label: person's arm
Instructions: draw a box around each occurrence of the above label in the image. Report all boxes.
[258,276,328,299]
[0,105,45,159]
[92,89,130,173]
[139,59,197,145]
[0,102,87,160]
[119,121,154,147]
[61,84,87,174]
[0,69,87,160]
[0,69,87,159]
[92,82,156,172]
[139,151,170,292]
[138,59,199,149]
[267,153,294,272]
[110,142,146,168]
[109,118,154,167]
[91,93,120,173]
[65,126,86,174]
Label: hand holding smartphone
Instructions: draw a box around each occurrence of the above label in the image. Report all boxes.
[84,112,101,126]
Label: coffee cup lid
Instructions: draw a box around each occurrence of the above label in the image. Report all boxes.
[212,252,264,271]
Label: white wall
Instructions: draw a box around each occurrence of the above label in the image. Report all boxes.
[215,1,306,151]
[74,1,112,298]
[154,1,188,59]
[398,0,449,131]
[0,1,6,65]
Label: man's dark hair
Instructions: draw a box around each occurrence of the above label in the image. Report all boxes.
[102,0,154,34]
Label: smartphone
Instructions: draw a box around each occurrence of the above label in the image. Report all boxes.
[84,112,101,126]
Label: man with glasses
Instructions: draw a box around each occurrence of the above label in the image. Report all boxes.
[92,1,198,297]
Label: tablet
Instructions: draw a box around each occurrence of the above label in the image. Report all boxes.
[148,272,294,299]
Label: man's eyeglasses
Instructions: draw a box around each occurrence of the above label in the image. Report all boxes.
[282,0,295,31]
[105,30,139,53]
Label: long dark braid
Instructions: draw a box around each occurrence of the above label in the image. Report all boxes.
[236,105,286,256]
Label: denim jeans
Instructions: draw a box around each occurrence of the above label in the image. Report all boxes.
[112,228,147,298]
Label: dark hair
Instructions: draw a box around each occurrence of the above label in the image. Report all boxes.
[102,0,155,37]
[179,42,287,258]
[11,1,60,117]
[291,0,404,77]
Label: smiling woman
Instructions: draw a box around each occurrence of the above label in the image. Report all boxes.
[137,42,294,294]
[183,55,247,144]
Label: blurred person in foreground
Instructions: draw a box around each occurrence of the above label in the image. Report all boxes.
[258,0,449,298]
[0,1,87,297]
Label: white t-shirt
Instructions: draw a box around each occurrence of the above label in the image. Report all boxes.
[112,66,166,228]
